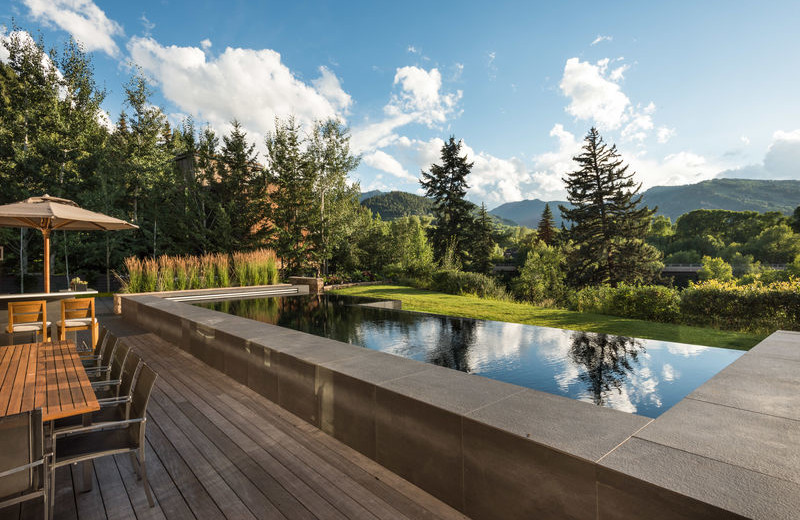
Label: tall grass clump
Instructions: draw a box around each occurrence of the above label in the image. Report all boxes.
[232,252,249,287]
[141,258,159,292]
[185,256,200,289]
[232,249,278,286]
[213,253,230,287]
[174,256,189,290]
[157,256,175,291]
[122,257,143,293]
[200,253,217,288]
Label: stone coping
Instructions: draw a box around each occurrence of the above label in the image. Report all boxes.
[119,292,799,519]
[112,284,304,313]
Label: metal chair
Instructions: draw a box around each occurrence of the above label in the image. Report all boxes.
[0,409,48,519]
[6,301,50,344]
[50,364,158,517]
[79,328,112,366]
[57,298,98,348]
[54,348,142,434]
[79,326,107,353]
[82,335,119,379]
[87,341,129,386]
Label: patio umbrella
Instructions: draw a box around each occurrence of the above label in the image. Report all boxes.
[0,194,138,292]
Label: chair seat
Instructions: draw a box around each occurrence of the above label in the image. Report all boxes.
[53,406,125,431]
[11,322,51,332]
[59,318,94,328]
[54,428,136,466]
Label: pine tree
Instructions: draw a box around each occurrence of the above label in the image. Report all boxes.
[559,127,662,286]
[420,137,474,263]
[471,203,495,274]
[537,203,556,245]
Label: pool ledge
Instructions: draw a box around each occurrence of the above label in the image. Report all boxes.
[120,293,800,519]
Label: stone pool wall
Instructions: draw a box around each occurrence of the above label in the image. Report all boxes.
[120,293,799,519]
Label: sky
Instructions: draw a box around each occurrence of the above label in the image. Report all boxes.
[2,0,799,209]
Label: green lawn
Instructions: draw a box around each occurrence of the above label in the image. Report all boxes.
[332,285,765,350]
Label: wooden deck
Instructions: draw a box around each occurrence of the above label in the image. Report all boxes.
[5,317,468,520]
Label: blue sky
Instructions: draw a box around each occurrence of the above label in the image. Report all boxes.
[2,1,799,208]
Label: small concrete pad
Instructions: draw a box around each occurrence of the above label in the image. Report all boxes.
[634,398,800,485]
[689,353,800,420]
[599,437,800,519]
[466,388,651,462]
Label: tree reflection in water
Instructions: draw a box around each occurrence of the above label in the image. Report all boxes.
[426,318,475,373]
[568,332,645,406]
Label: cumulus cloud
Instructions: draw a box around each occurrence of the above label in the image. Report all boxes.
[23,0,123,57]
[127,36,350,151]
[657,127,676,144]
[362,150,416,182]
[719,129,800,180]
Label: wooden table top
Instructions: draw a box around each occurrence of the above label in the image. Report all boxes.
[0,340,100,421]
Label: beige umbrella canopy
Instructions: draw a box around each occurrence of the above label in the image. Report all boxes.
[0,195,138,292]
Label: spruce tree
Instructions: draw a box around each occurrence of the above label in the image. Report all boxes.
[471,203,495,274]
[420,136,474,263]
[537,203,556,245]
[560,127,662,285]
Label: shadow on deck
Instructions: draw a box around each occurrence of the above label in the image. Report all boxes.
[7,317,467,520]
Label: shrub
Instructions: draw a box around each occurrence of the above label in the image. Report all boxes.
[575,284,681,323]
[697,256,734,282]
[512,244,569,306]
[432,269,508,300]
[681,279,800,333]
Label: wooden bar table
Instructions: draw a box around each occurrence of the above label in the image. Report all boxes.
[0,340,100,492]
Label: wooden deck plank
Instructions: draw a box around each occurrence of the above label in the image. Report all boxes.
[6,344,30,416]
[135,339,381,520]
[147,391,290,520]
[0,345,24,415]
[72,462,108,520]
[19,344,38,414]
[52,466,79,520]
[112,453,168,520]
[144,415,226,520]
[135,440,198,520]
[92,454,137,520]
[144,399,259,520]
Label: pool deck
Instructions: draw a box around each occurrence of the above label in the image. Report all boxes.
[6,317,468,520]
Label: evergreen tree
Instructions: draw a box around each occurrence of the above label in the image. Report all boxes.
[560,127,662,286]
[537,203,556,245]
[420,136,474,264]
[470,203,495,274]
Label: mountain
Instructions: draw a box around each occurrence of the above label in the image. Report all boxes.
[490,179,800,226]
[359,190,383,202]
[361,191,433,220]
[361,190,518,226]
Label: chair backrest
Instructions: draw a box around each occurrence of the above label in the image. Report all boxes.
[129,364,158,446]
[109,342,130,381]
[99,335,119,368]
[61,298,95,322]
[0,409,43,498]
[94,327,108,354]
[94,330,114,358]
[118,351,142,400]
[6,301,46,334]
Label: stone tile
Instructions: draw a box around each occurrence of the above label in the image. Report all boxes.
[634,398,800,485]
[689,354,800,420]
[748,331,800,362]
[377,365,523,415]
[466,388,651,462]
[599,437,800,519]
[319,349,430,385]
[317,366,377,458]
[462,416,597,520]
[275,352,319,426]
[374,386,463,510]
[267,333,367,365]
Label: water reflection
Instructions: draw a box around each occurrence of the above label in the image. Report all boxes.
[198,294,743,418]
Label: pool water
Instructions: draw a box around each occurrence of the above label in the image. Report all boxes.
[197,294,744,418]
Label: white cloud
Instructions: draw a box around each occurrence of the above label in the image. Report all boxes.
[609,64,629,81]
[127,36,349,151]
[740,135,751,146]
[560,57,630,130]
[362,150,416,182]
[591,35,613,46]
[719,129,800,180]
[311,66,352,114]
[407,45,419,54]
[657,127,676,143]
[23,0,123,57]
[200,38,212,50]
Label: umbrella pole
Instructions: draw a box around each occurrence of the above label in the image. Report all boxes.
[43,228,51,293]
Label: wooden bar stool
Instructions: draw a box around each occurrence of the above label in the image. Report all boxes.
[57,298,98,348]
[6,300,49,344]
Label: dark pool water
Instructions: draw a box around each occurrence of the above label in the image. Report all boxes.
[197,294,744,418]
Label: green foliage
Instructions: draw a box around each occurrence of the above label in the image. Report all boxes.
[431,269,508,299]
[469,203,495,274]
[420,137,475,264]
[513,243,569,306]
[681,280,800,333]
[362,191,433,220]
[560,128,662,286]
[663,250,702,264]
[744,223,800,263]
[574,284,681,323]
[697,256,734,282]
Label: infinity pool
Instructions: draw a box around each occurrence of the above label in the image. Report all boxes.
[197,294,743,418]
